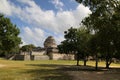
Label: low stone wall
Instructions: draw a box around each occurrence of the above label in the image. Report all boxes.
[13,55,24,60]
[32,51,46,55]
[49,53,75,60]
[34,55,49,60]
[10,51,75,60]
[12,54,49,60]
[24,55,34,61]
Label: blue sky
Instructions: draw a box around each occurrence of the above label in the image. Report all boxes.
[0,0,91,47]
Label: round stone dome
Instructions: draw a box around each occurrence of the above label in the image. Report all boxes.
[44,36,57,48]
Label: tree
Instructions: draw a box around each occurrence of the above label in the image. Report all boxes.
[76,0,120,68]
[58,40,71,54]
[20,44,36,52]
[58,27,79,65]
[76,27,92,66]
[88,34,101,70]
[58,27,92,66]
[0,14,21,58]
[111,5,120,60]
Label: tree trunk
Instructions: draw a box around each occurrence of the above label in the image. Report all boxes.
[77,59,79,66]
[95,53,98,70]
[106,57,109,69]
[106,57,112,69]
[105,51,112,69]
[76,53,79,66]
[84,56,87,66]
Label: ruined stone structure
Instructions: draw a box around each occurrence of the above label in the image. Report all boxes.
[44,36,57,48]
[43,36,75,60]
[11,36,75,60]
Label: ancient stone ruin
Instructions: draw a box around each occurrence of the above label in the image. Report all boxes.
[11,36,75,60]
[44,36,57,48]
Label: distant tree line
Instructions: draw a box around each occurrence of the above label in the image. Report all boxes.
[58,0,120,69]
[20,44,36,53]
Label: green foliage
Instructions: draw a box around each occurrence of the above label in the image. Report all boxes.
[20,44,36,52]
[0,14,21,56]
[58,27,78,54]
[76,0,119,12]
[76,0,120,68]
[76,27,92,66]
[58,27,92,65]
[76,27,92,55]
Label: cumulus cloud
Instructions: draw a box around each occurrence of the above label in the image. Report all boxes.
[0,0,91,46]
[50,0,64,11]
[20,27,46,46]
[0,0,12,15]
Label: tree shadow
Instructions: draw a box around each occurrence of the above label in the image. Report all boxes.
[27,64,120,71]
[24,64,120,80]
[24,64,73,80]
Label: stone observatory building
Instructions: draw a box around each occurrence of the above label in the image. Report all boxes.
[43,36,74,60]
[10,36,75,60]
[44,36,57,48]
[43,36,59,59]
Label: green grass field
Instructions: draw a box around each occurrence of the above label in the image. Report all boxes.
[0,58,120,80]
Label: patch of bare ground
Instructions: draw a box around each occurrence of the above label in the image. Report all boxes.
[61,65,120,80]
[0,64,5,68]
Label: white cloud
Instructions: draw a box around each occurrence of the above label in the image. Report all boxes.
[54,35,65,44]
[20,39,27,46]
[0,0,12,15]
[50,0,64,11]
[17,0,39,8]
[20,27,46,46]
[0,0,91,46]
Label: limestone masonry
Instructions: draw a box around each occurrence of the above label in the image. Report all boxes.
[11,36,75,60]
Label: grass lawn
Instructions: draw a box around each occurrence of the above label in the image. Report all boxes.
[0,58,120,80]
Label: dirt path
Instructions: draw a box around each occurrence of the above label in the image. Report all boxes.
[0,64,5,68]
[63,66,120,80]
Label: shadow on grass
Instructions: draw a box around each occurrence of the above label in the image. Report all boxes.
[24,69,72,80]
[24,64,73,80]
[27,64,120,71]
[24,64,120,80]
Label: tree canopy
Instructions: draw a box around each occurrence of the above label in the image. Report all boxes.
[20,44,36,52]
[58,27,92,66]
[59,0,120,69]
[76,0,120,68]
[0,14,21,57]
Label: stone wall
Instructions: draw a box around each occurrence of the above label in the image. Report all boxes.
[10,51,75,60]
[34,55,49,60]
[12,54,49,60]
[49,53,75,60]
[13,55,24,60]
[32,51,46,55]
